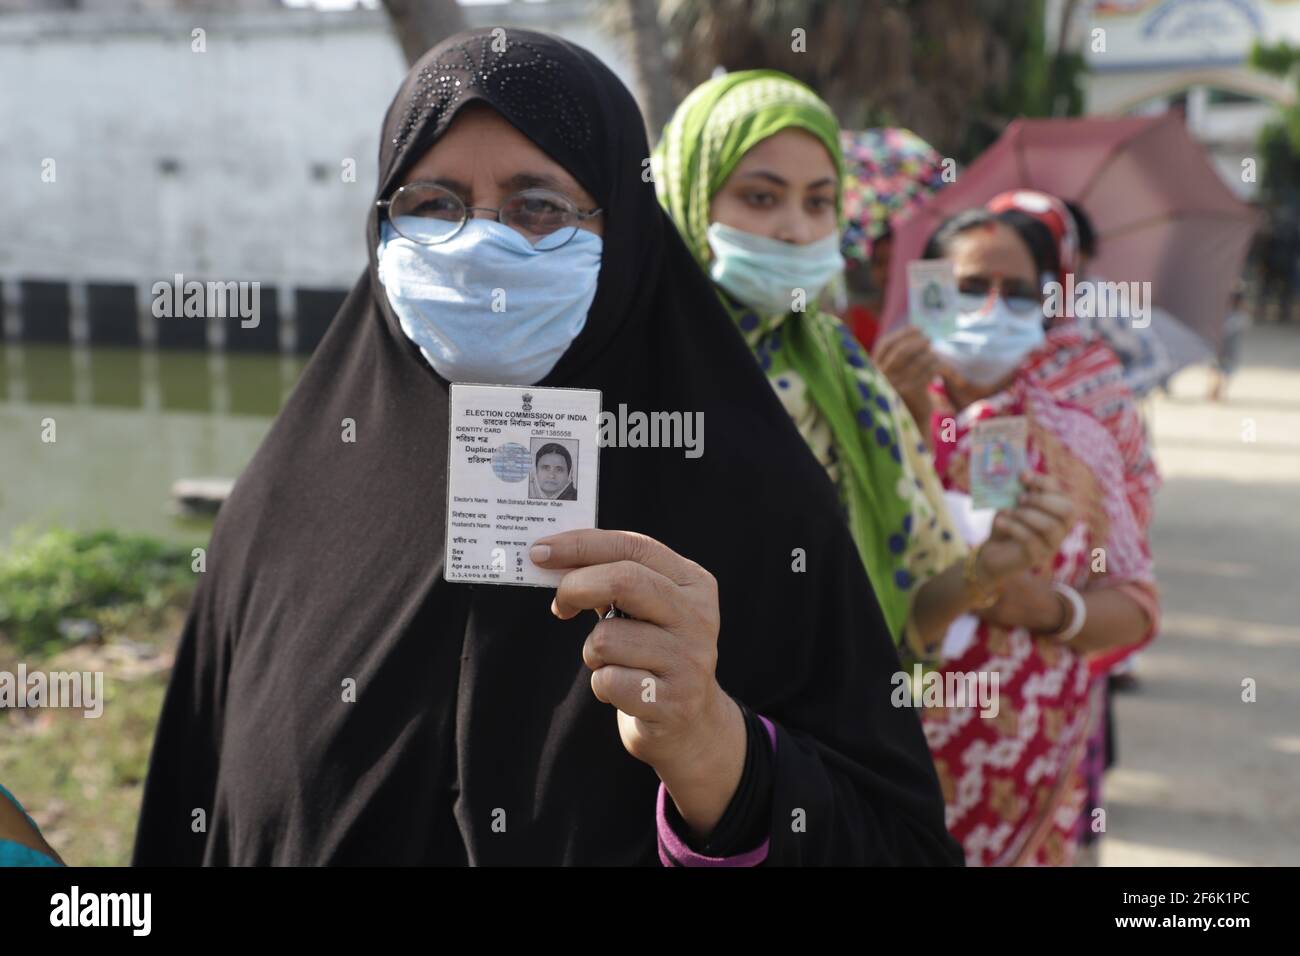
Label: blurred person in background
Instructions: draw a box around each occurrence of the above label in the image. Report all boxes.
[1255,209,1299,323]
[839,128,950,353]
[984,191,1161,538]
[994,192,1168,860]
[654,72,1073,665]
[1209,282,1250,402]
[880,205,1161,865]
[654,71,963,644]
[1064,199,1173,399]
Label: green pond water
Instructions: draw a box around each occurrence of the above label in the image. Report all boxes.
[0,344,305,544]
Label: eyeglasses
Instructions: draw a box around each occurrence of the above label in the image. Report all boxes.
[376,182,602,251]
[956,275,1043,316]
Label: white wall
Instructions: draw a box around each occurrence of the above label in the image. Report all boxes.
[1077,0,1300,204]
[0,1,632,293]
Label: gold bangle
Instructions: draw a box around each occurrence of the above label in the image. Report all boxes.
[962,545,999,610]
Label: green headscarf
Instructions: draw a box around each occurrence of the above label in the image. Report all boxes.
[653,70,964,641]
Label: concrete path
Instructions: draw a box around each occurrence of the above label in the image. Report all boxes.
[1102,323,1300,866]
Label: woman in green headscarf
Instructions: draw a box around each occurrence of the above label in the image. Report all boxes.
[653,70,1071,650]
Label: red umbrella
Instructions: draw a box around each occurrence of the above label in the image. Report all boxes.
[880,114,1261,347]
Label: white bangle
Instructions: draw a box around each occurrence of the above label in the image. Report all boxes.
[1047,582,1087,644]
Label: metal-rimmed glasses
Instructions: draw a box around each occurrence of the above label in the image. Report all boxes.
[376,181,602,251]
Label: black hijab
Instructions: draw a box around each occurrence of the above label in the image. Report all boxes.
[133,28,959,866]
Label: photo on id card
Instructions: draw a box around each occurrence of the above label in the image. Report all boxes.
[445,383,601,587]
[969,415,1028,511]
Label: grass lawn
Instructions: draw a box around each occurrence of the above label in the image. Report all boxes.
[0,529,196,867]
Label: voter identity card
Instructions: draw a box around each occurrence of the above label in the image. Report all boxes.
[445,383,601,587]
[969,415,1028,511]
[907,259,959,342]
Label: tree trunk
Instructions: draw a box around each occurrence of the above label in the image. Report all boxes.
[616,0,677,139]
[381,0,468,67]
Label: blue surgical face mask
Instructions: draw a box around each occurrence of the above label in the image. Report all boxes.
[933,292,1046,387]
[706,221,845,315]
[377,218,602,385]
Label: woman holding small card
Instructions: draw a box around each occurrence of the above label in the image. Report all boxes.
[652,73,1078,675]
[133,30,960,867]
[884,207,1161,865]
[653,72,981,645]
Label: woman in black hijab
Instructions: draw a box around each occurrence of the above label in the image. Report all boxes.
[132,28,960,866]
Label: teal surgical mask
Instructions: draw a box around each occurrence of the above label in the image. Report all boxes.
[934,293,1046,387]
[706,221,845,315]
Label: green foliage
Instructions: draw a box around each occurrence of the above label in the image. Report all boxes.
[957,0,1084,162]
[1250,41,1300,208]
[1248,40,1300,78]
[0,667,170,866]
[0,529,196,656]
[660,0,1081,161]
[1257,121,1300,206]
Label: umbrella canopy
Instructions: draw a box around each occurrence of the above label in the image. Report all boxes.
[880,114,1261,348]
